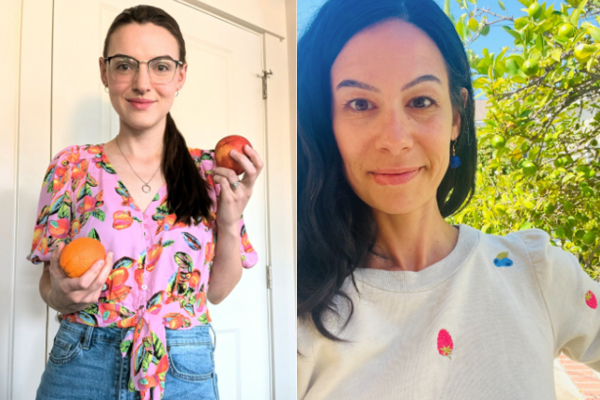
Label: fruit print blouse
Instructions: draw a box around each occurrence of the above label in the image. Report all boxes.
[26,143,258,400]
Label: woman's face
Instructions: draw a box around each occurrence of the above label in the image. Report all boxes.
[99,23,187,133]
[331,19,465,216]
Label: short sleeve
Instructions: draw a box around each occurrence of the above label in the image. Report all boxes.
[191,148,258,269]
[518,228,600,370]
[26,146,78,265]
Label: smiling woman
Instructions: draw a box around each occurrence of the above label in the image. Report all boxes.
[28,5,263,400]
[297,0,600,399]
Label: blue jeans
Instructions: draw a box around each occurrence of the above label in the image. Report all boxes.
[36,318,219,400]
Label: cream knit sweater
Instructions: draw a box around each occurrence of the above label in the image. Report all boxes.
[297,224,600,399]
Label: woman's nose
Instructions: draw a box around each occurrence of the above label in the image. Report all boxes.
[374,109,414,155]
[132,64,152,92]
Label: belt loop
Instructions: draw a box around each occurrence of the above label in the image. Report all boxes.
[81,325,94,350]
[208,324,217,352]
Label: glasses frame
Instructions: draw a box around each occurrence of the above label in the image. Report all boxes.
[104,54,184,84]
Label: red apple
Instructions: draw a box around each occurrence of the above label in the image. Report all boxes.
[214,135,252,175]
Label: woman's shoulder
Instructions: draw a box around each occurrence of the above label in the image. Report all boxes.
[466,224,568,270]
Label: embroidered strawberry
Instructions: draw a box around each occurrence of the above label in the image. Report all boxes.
[493,251,513,267]
[437,329,453,359]
[585,290,598,309]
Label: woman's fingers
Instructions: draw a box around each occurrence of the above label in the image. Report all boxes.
[212,174,235,198]
[213,167,241,186]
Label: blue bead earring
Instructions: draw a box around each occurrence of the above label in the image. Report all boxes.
[450,140,461,169]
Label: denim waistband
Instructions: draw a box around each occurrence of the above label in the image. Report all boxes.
[57,318,217,351]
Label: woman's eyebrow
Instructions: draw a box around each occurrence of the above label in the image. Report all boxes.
[401,75,441,91]
[336,75,441,93]
[336,80,380,92]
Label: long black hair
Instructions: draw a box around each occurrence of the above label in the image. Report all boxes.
[297,0,477,341]
[103,5,212,226]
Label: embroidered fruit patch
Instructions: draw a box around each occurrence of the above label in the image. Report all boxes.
[437,329,453,359]
[493,251,513,267]
[585,290,598,309]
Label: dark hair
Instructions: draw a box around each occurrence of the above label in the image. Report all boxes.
[103,5,212,226]
[297,0,477,341]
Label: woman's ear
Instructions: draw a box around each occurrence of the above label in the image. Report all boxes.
[99,57,108,86]
[451,88,469,141]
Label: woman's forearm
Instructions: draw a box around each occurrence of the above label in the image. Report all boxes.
[207,224,243,304]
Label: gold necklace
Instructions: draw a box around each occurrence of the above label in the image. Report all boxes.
[115,136,161,193]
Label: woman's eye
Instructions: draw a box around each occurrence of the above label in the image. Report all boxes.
[347,99,374,111]
[410,97,435,108]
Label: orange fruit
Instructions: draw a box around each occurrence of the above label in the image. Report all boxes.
[59,237,106,278]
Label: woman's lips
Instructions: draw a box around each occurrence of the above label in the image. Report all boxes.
[127,100,155,110]
[371,168,422,185]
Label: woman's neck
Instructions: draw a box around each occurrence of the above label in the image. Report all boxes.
[367,199,459,272]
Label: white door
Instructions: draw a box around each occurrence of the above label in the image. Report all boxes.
[51,1,271,398]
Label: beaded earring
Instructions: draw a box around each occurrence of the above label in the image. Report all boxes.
[450,140,461,169]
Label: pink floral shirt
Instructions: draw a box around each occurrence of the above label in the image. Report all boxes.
[27,143,258,400]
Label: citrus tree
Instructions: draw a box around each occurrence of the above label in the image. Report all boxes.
[445,0,600,278]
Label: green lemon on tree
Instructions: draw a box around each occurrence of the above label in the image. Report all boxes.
[591,139,598,146]
[583,231,597,245]
[555,226,566,239]
[528,2,542,18]
[522,59,539,76]
[575,230,585,239]
[491,135,506,149]
[481,25,490,36]
[522,161,538,176]
[574,43,596,62]
[468,18,479,32]
[558,24,575,38]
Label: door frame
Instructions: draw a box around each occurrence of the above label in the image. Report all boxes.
[16,0,295,398]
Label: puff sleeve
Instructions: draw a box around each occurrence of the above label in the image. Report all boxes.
[26,146,79,265]
[191,148,258,269]
[518,228,600,371]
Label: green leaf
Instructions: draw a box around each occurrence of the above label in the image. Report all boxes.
[498,0,506,10]
[588,26,600,43]
[503,26,523,41]
[88,228,100,241]
[92,209,105,222]
[570,0,589,26]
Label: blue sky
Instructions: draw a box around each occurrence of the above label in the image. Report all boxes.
[297,0,565,57]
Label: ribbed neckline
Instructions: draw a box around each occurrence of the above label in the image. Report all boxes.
[353,224,480,293]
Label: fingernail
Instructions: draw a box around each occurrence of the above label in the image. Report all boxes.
[230,149,238,155]
[97,261,105,269]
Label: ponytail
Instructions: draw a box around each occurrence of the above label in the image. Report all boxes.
[163,112,213,226]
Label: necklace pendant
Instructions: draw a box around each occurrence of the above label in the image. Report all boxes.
[142,184,151,193]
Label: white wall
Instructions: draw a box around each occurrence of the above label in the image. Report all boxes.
[184,0,288,38]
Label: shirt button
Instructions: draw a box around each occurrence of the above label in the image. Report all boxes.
[143,272,148,278]
[141,284,147,290]
[145,236,150,241]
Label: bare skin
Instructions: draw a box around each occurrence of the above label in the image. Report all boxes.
[330,19,468,272]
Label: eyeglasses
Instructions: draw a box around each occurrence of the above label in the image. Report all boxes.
[104,54,183,84]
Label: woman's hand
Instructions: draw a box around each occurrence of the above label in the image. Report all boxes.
[47,241,114,314]
[207,145,263,304]
[212,145,264,228]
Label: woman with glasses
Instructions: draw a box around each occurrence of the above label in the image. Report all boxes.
[28,5,262,400]
[297,0,600,398]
